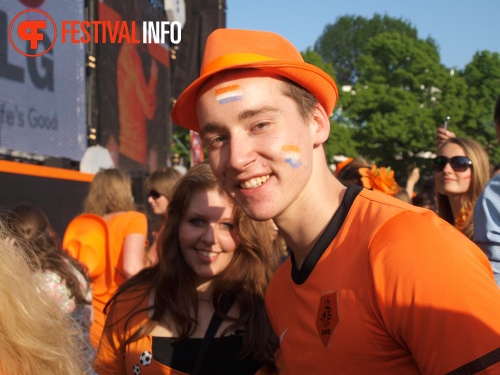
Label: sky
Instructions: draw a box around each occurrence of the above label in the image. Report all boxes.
[226,0,499,71]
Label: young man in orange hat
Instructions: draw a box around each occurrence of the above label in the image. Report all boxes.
[171,29,500,374]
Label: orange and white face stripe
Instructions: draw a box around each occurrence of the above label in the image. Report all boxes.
[215,84,243,104]
[282,144,302,168]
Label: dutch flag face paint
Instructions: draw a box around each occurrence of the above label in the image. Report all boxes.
[215,85,243,104]
[282,145,302,168]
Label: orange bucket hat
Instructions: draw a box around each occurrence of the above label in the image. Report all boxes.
[171,28,338,132]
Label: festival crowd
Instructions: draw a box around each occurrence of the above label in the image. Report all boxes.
[1,28,500,375]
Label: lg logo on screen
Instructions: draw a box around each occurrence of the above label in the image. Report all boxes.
[8,9,56,57]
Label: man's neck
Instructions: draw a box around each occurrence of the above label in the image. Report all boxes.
[276,173,347,269]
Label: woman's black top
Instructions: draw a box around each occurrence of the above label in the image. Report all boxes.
[152,333,261,374]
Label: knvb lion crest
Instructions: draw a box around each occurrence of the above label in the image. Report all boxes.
[315,290,339,348]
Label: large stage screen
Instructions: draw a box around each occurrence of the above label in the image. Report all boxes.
[97,0,171,173]
[0,0,87,161]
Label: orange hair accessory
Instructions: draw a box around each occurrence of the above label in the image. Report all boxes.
[335,157,354,176]
[171,28,338,132]
[359,165,400,196]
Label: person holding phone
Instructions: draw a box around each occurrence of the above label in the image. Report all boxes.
[436,116,456,148]
[434,137,490,239]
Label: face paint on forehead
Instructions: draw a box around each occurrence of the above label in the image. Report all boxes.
[282,144,302,168]
[215,84,243,104]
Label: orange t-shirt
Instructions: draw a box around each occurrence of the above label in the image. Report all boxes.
[94,286,189,375]
[90,211,147,348]
[266,185,500,374]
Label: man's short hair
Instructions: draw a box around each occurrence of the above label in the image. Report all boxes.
[281,78,319,121]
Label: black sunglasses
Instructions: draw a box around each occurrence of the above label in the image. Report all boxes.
[433,156,472,173]
[148,190,162,199]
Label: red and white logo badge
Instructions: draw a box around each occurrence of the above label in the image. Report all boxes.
[9,9,57,57]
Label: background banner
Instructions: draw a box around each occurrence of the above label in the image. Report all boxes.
[0,0,87,161]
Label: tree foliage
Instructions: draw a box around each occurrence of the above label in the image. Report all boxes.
[302,48,337,81]
[301,49,357,162]
[309,13,499,182]
[171,14,500,179]
[460,51,500,164]
[314,14,437,86]
[339,31,467,179]
[172,126,190,163]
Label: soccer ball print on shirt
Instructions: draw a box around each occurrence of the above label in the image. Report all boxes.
[139,351,153,366]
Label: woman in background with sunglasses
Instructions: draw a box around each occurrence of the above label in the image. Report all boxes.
[143,167,183,266]
[434,137,490,239]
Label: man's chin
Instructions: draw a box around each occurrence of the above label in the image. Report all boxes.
[240,205,274,222]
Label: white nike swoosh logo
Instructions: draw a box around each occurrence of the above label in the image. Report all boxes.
[279,327,288,343]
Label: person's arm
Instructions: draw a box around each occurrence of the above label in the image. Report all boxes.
[436,127,456,149]
[405,167,420,199]
[474,176,500,287]
[121,212,148,279]
[122,233,147,278]
[94,296,131,374]
[372,211,500,374]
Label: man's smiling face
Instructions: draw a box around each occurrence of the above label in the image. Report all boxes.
[196,70,319,221]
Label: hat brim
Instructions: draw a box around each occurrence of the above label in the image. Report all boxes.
[171,60,338,133]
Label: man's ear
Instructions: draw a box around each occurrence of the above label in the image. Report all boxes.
[310,103,331,146]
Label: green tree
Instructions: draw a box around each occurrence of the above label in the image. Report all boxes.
[314,14,436,86]
[342,32,467,179]
[324,120,358,162]
[301,49,358,162]
[302,48,337,81]
[461,51,500,165]
[172,125,191,164]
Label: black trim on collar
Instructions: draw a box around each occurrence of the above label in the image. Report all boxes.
[445,347,500,375]
[290,184,362,285]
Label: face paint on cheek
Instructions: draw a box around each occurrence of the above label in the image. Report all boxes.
[215,84,243,104]
[282,144,302,168]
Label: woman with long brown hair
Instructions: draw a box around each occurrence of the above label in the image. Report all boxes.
[95,163,282,374]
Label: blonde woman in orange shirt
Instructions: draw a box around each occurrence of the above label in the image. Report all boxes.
[80,168,148,348]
